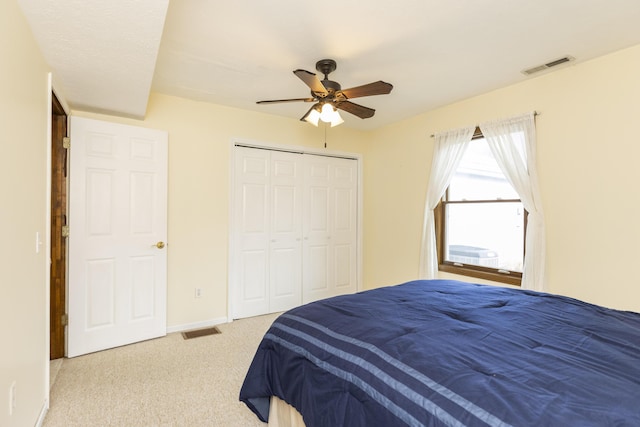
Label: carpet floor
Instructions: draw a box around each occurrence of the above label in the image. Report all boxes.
[44,313,280,426]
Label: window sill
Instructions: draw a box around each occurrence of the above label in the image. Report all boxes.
[439,263,521,287]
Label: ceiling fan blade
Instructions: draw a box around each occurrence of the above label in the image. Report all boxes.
[336,101,375,119]
[338,81,393,99]
[293,69,328,96]
[256,97,315,104]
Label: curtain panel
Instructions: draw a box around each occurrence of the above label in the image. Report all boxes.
[418,126,475,279]
[419,112,546,291]
[480,112,546,291]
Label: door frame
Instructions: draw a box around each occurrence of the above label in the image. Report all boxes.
[50,90,69,359]
[227,138,363,321]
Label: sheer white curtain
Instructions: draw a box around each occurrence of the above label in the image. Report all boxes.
[480,112,546,291]
[419,126,475,279]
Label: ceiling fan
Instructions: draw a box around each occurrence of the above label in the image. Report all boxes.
[257,59,393,127]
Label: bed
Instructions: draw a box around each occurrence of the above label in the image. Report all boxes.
[240,279,640,426]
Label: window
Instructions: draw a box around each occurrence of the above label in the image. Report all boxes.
[435,128,525,286]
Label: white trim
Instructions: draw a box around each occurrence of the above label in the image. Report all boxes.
[166,316,229,334]
[45,72,53,411]
[227,137,364,321]
[356,153,364,294]
[35,401,48,427]
[231,137,361,160]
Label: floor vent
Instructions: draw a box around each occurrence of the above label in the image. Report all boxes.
[182,326,221,340]
[522,56,575,75]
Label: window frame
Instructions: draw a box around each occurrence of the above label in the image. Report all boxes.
[434,128,526,286]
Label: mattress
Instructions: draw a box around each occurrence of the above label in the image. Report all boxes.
[268,396,306,427]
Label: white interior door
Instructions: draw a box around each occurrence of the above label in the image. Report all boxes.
[302,158,332,302]
[68,116,168,357]
[232,147,302,318]
[331,157,358,295]
[233,148,270,318]
[303,156,357,303]
[269,151,303,312]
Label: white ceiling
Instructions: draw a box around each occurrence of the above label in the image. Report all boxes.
[18,0,169,118]
[18,0,640,130]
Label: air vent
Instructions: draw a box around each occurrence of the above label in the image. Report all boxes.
[522,56,575,75]
[182,326,221,340]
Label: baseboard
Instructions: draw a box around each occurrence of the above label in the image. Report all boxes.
[35,399,48,427]
[166,316,229,334]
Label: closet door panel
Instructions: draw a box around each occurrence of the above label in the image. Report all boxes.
[331,158,358,294]
[269,152,303,312]
[240,250,268,300]
[270,246,300,311]
[233,148,270,318]
[303,158,333,303]
[334,244,354,291]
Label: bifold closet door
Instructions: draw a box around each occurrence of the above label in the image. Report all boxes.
[302,155,358,303]
[233,147,303,319]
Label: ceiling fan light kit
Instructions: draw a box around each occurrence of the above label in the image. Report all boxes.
[257,59,393,127]
[302,102,344,127]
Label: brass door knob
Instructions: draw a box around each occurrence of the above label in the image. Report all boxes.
[155,241,165,249]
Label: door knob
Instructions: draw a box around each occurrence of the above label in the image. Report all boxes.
[155,241,165,249]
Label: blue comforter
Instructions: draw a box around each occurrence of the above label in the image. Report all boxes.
[240,280,640,426]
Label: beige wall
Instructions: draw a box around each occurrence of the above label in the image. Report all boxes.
[1,1,50,426]
[365,44,640,312]
[73,96,371,328]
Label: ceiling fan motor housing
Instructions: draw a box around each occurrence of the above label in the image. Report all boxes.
[316,59,337,76]
[315,59,341,96]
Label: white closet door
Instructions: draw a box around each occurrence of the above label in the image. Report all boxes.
[233,147,271,318]
[303,156,357,303]
[269,151,303,312]
[331,157,358,296]
[233,148,302,318]
[232,146,358,318]
[303,157,332,302]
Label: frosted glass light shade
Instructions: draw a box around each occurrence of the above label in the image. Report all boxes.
[320,103,335,122]
[330,111,344,127]
[304,108,321,126]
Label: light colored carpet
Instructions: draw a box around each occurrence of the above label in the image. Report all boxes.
[44,313,280,426]
[50,358,63,390]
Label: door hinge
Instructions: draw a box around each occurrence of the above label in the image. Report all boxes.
[62,137,70,149]
[61,225,70,237]
[61,313,68,326]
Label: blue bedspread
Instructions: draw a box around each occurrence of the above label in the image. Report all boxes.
[240,280,640,426]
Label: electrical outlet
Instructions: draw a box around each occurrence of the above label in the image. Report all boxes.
[195,288,202,298]
[9,381,16,415]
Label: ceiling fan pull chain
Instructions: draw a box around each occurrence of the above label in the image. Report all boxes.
[324,123,327,149]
